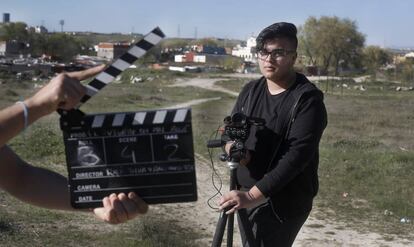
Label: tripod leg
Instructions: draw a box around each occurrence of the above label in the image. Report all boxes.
[211,211,228,247]
[227,213,234,247]
[237,209,256,247]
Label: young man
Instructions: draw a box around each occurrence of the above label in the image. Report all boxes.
[0,65,148,224]
[219,22,328,246]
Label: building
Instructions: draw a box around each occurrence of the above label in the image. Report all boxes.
[3,13,10,23]
[97,42,131,60]
[35,25,48,34]
[195,45,226,55]
[232,36,257,62]
[0,40,28,57]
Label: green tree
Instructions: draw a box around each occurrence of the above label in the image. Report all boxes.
[194,38,219,47]
[220,56,243,72]
[43,33,82,62]
[0,22,30,42]
[299,16,365,75]
[362,46,391,76]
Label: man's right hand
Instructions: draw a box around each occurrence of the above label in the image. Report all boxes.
[225,141,251,166]
[25,64,105,117]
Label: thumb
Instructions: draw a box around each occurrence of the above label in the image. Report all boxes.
[66,64,106,81]
[93,207,107,220]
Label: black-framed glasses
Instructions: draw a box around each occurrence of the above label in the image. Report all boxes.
[257,48,296,60]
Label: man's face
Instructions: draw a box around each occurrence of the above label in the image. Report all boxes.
[257,37,297,82]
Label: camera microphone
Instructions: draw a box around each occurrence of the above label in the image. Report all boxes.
[206,139,226,148]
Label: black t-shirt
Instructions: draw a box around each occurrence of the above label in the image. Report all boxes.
[236,81,289,188]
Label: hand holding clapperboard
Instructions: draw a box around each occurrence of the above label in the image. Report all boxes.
[59,27,197,209]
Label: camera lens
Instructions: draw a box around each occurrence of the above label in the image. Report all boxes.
[231,113,246,126]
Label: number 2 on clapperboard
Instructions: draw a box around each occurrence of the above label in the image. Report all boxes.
[164,143,179,160]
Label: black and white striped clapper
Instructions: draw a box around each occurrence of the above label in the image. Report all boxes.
[77,26,165,108]
[61,108,197,209]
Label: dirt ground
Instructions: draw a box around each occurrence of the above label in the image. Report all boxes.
[151,155,413,247]
[149,76,414,246]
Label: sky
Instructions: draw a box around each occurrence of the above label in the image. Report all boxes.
[1,0,413,48]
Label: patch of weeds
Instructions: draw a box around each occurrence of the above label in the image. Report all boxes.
[332,139,381,149]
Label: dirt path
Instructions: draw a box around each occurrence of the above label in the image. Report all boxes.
[169,77,239,97]
[154,76,414,246]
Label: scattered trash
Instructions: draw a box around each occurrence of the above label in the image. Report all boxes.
[400,218,411,223]
[396,86,413,92]
[130,76,144,84]
[384,209,394,216]
[342,192,349,198]
[352,85,366,91]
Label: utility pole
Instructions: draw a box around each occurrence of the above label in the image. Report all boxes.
[177,24,181,38]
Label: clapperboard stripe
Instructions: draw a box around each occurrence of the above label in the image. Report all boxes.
[104,66,121,77]
[95,71,115,85]
[92,115,105,128]
[76,27,165,107]
[112,113,126,127]
[173,109,188,123]
[89,79,106,90]
[85,85,99,97]
[112,59,131,71]
[133,112,147,125]
[86,109,189,128]
[153,110,167,124]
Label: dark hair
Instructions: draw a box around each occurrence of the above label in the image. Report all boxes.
[256,22,298,52]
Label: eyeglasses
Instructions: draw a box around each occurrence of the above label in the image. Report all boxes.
[257,48,296,60]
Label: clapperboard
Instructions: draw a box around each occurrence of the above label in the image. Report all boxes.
[59,27,197,208]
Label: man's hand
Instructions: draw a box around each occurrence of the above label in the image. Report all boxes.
[25,65,105,116]
[218,186,266,214]
[93,192,148,224]
[224,141,252,166]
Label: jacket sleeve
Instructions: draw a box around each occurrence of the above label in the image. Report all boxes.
[231,81,252,115]
[255,93,328,197]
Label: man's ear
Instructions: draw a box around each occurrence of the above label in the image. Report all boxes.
[292,51,298,64]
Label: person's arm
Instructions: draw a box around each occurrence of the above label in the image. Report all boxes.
[0,145,148,224]
[0,65,104,148]
[0,65,148,224]
[0,145,73,210]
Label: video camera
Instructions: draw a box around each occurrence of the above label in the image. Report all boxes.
[207,112,265,162]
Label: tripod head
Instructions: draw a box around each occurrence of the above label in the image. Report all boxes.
[207,112,265,162]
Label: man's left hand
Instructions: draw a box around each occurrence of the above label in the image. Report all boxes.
[219,188,265,214]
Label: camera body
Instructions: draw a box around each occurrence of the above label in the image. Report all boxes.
[207,112,265,162]
[223,113,250,142]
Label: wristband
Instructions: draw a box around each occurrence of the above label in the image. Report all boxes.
[16,101,28,131]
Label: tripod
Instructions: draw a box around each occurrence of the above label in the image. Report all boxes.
[211,156,256,247]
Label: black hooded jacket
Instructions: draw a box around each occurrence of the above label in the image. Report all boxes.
[231,73,327,218]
